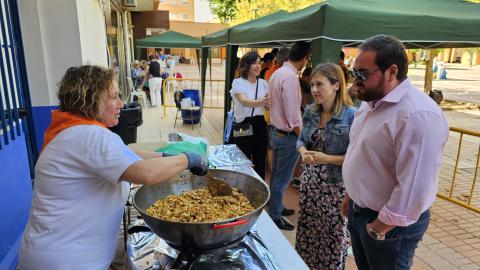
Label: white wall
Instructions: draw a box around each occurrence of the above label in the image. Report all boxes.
[19,0,108,107]
[76,0,108,67]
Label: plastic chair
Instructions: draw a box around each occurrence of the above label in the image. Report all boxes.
[173,90,184,128]
[126,77,147,107]
[173,90,201,130]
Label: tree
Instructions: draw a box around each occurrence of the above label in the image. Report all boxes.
[208,0,322,24]
[232,0,320,25]
[208,0,243,23]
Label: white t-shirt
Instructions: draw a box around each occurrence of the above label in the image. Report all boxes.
[230,77,268,123]
[19,125,141,270]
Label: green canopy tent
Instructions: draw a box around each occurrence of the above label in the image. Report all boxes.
[136,30,202,49]
[201,0,480,125]
[136,30,202,75]
[136,30,203,101]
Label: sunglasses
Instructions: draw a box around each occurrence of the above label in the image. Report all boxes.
[352,68,381,81]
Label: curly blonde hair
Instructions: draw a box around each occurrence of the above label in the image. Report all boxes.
[57,65,116,120]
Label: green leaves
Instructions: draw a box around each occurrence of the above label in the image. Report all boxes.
[208,0,322,24]
[208,0,242,23]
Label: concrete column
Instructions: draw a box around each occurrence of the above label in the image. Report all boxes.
[19,0,108,151]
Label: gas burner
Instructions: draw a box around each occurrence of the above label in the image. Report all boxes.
[168,236,248,269]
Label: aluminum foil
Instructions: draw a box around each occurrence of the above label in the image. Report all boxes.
[208,144,252,167]
[128,225,280,270]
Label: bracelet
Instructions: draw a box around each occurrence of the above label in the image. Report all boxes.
[367,225,385,240]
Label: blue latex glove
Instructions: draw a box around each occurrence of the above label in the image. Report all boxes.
[184,152,209,176]
[161,152,208,176]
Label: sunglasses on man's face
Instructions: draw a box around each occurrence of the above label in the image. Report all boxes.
[352,68,381,81]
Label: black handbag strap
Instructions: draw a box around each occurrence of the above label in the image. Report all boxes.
[250,79,259,118]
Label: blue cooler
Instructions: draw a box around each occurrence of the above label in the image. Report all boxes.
[182,89,202,124]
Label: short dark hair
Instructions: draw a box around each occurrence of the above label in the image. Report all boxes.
[359,34,408,80]
[288,41,312,61]
[271,48,279,57]
[262,52,274,63]
[276,47,290,66]
[238,51,260,79]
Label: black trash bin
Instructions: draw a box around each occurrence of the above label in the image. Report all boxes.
[109,102,143,145]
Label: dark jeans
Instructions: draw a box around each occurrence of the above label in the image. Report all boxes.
[233,115,267,180]
[347,201,430,270]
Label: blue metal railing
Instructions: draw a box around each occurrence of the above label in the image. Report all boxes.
[0,0,24,141]
[0,0,37,177]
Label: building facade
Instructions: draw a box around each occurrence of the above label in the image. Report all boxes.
[154,0,194,22]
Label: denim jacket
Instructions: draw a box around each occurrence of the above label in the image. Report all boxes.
[296,104,356,184]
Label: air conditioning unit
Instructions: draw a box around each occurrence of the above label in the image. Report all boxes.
[123,0,137,7]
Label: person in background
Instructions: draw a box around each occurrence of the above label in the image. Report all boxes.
[291,67,313,188]
[230,51,270,180]
[139,60,151,103]
[342,35,449,270]
[339,50,352,84]
[131,60,144,89]
[159,50,166,62]
[260,52,275,79]
[268,41,311,230]
[148,55,163,107]
[295,63,354,269]
[264,47,290,180]
[270,48,279,58]
[265,47,290,82]
[19,65,208,270]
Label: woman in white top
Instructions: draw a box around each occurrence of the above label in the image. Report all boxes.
[230,51,270,179]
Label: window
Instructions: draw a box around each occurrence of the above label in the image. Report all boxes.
[182,13,188,20]
[182,0,189,5]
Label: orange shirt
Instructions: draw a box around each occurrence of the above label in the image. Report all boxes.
[264,65,280,82]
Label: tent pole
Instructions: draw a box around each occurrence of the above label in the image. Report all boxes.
[196,48,201,74]
[208,48,212,103]
[224,45,238,128]
[201,47,208,102]
[424,49,434,95]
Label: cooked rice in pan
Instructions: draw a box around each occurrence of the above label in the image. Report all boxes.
[146,188,255,222]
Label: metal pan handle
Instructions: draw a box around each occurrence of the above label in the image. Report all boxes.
[212,219,248,229]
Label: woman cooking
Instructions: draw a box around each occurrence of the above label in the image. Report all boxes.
[19,65,208,269]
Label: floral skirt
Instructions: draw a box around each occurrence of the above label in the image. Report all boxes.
[295,165,349,270]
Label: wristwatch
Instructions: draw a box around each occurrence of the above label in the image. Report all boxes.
[367,225,385,240]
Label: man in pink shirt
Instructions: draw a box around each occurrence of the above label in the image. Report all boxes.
[341,35,449,270]
[268,41,311,230]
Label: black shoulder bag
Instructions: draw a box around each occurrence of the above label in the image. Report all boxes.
[232,80,259,138]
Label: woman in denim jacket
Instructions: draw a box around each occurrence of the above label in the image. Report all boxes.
[295,63,355,269]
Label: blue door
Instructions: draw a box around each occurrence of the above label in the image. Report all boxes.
[0,0,37,268]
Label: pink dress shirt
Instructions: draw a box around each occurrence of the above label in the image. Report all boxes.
[268,62,302,131]
[343,79,449,226]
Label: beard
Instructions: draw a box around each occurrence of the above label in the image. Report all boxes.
[355,75,386,102]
